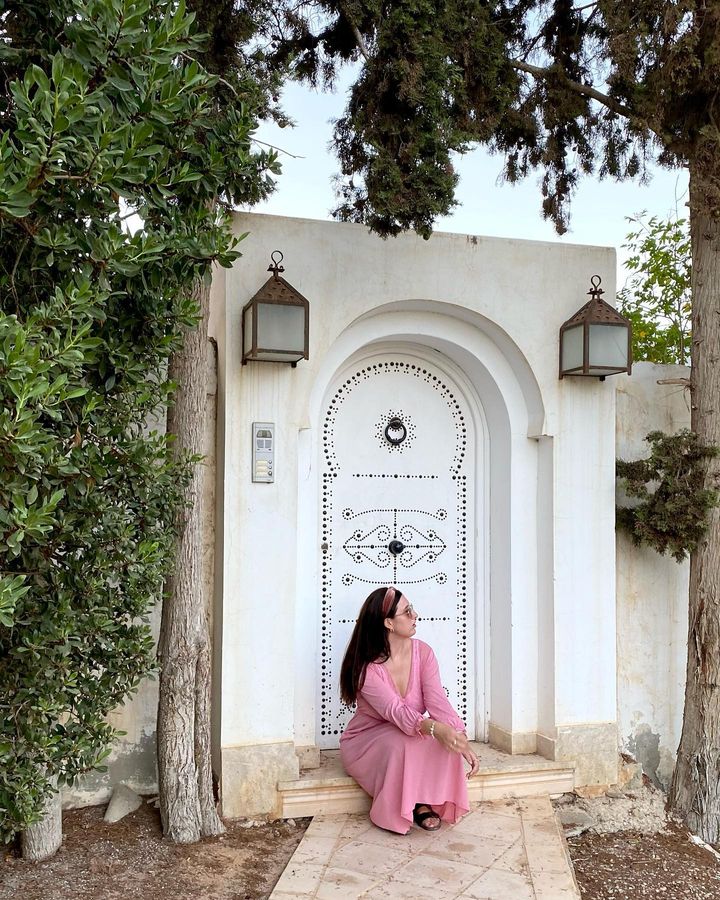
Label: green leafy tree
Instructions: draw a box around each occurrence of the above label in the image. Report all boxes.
[269,1,720,841]
[0,0,275,848]
[0,290,188,848]
[618,214,691,365]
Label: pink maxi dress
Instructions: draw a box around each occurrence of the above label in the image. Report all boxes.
[339,638,470,834]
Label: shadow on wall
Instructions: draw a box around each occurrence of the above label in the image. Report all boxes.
[62,732,157,807]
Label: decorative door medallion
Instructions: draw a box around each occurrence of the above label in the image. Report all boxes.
[318,355,475,748]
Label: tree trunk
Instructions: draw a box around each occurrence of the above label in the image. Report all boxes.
[157,271,224,843]
[669,164,720,843]
[21,784,61,861]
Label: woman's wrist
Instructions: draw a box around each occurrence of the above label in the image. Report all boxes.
[420,718,438,738]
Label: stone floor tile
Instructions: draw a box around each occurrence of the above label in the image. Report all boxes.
[356,823,445,855]
[524,833,571,875]
[526,851,572,876]
[426,829,510,869]
[491,837,530,873]
[365,878,458,899]
[306,814,348,839]
[479,798,523,818]
[328,838,412,877]
[452,810,524,842]
[524,818,563,840]
[315,865,379,898]
[290,834,340,866]
[535,889,580,900]
[532,869,581,899]
[517,796,554,819]
[271,860,325,895]
[338,815,375,842]
[463,866,536,900]
[391,852,485,893]
[270,892,317,899]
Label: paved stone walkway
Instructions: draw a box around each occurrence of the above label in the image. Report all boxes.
[270,795,580,899]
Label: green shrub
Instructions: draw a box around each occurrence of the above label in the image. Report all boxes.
[0,0,275,841]
[617,430,719,562]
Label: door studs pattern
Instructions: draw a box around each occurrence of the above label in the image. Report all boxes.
[323,361,467,476]
[341,509,448,576]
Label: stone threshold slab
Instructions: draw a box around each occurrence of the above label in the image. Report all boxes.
[279,743,575,819]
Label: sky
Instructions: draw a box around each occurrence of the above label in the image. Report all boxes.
[251,77,690,289]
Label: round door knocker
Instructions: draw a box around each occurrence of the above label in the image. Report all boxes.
[384,417,407,446]
[388,540,405,556]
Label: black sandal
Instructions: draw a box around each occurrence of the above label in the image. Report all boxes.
[413,804,441,831]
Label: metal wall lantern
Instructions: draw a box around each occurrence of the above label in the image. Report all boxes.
[242,251,309,366]
[559,275,632,380]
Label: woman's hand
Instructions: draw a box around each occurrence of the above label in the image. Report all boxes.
[462,746,480,778]
[433,722,468,754]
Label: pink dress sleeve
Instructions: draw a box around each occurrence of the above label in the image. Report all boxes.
[419,642,466,732]
[359,664,424,736]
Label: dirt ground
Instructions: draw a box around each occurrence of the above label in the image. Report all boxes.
[0,802,309,900]
[568,824,720,900]
[559,780,720,900]
[4,794,720,899]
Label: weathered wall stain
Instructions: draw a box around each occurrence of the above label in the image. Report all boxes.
[628,724,662,789]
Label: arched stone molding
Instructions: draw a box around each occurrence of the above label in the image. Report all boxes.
[294,300,549,757]
[350,300,546,438]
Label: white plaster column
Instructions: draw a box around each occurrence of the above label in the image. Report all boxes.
[537,377,619,785]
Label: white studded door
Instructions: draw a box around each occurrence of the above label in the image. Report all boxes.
[318,353,476,748]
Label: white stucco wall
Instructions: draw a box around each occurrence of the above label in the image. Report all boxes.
[615,363,691,789]
[216,212,620,801]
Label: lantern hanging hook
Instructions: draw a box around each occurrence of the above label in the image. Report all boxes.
[588,274,604,299]
[268,250,285,279]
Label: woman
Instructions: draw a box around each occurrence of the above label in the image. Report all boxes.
[339,585,480,834]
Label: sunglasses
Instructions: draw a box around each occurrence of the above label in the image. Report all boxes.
[395,603,418,619]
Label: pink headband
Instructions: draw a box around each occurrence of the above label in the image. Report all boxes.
[382,586,397,616]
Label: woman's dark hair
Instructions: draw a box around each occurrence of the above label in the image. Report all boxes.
[339,586,402,706]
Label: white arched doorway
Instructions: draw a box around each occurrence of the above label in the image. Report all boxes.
[293,302,546,756]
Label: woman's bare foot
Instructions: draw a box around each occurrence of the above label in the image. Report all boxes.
[413,803,441,831]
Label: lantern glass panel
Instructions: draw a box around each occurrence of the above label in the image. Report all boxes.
[561,324,584,373]
[588,323,628,369]
[243,305,253,357]
[257,302,305,353]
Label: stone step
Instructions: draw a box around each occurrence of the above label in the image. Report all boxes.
[279,743,575,818]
